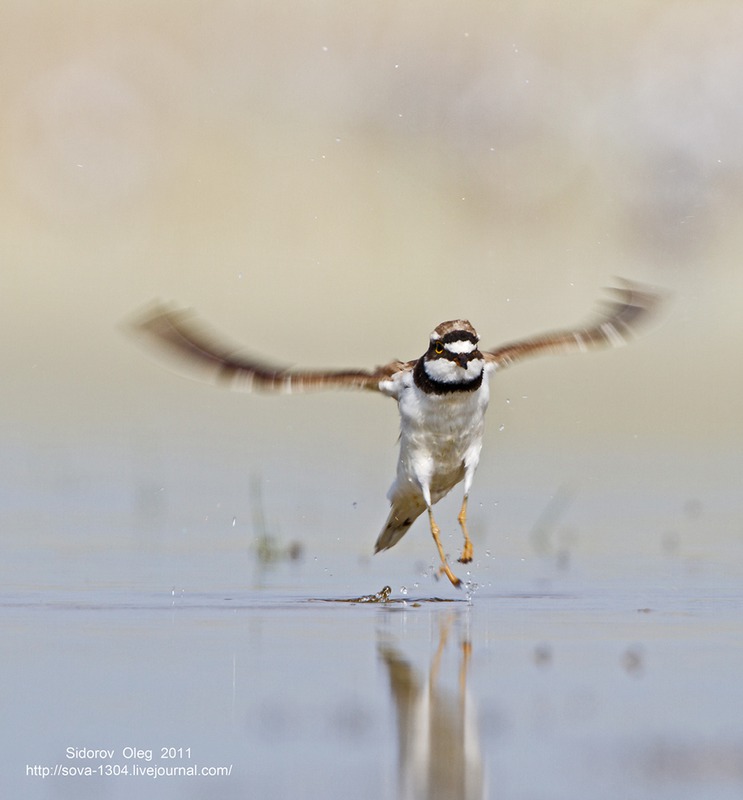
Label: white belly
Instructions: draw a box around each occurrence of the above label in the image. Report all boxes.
[391,373,490,502]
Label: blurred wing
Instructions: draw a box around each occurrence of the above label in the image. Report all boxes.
[128,304,408,393]
[484,281,662,370]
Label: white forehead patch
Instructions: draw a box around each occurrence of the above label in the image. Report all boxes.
[445,340,476,355]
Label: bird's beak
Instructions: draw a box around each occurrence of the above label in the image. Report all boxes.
[456,355,469,368]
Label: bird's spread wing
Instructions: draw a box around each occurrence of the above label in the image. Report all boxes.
[484,281,662,370]
[128,304,409,393]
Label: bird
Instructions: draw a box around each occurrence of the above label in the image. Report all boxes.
[129,280,660,588]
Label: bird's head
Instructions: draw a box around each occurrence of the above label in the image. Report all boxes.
[415,319,485,393]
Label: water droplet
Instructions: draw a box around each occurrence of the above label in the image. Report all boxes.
[232,517,237,527]
[498,424,505,432]
[400,586,408,595]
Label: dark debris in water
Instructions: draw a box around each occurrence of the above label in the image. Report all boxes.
[347,585,393,603]
[311,585,464,605]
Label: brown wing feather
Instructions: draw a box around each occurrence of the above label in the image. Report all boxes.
[128,304,407,393]
[484,281,662,370]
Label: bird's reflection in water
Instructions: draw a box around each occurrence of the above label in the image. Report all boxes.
[379,613,485,800]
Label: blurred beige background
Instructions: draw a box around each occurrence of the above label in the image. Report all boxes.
[1,2,741,580]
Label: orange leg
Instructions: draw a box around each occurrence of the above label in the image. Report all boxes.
[427,508,461,588]
[457,495,474,564]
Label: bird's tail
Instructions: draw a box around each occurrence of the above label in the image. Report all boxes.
[374,494,427,553]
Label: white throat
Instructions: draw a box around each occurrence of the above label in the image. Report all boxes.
[423,357,484,384]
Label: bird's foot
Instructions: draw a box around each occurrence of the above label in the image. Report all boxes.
[457,540,473,564]
[438,563,462,588]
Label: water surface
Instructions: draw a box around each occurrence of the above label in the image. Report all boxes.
[4,552,742,800]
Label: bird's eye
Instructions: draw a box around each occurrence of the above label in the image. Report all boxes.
[434,342,444,355]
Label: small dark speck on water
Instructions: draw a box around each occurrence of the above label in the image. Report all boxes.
[534,643,553,667]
